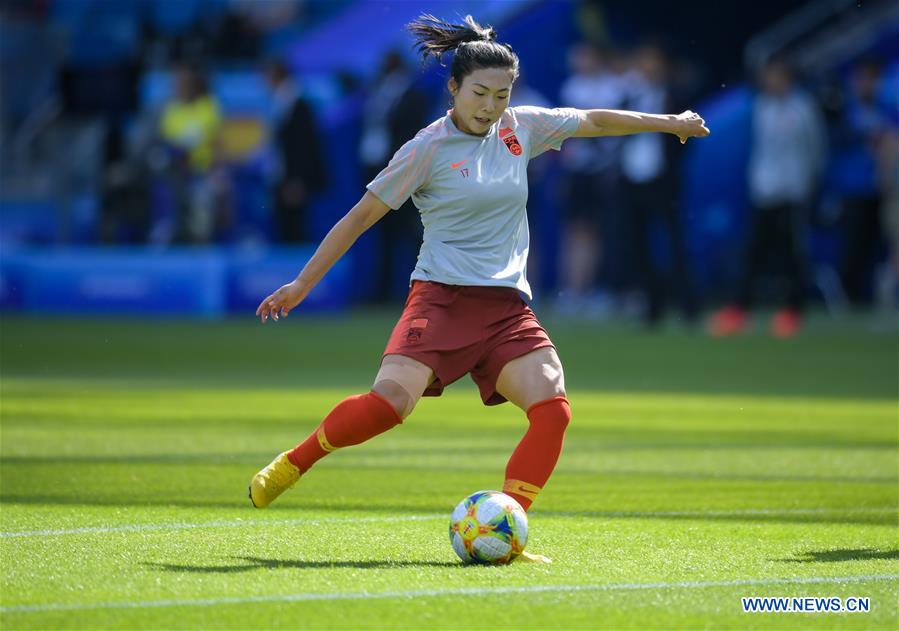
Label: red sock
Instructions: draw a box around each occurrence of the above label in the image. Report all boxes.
[503,396,571,511]
[287,391,402,473]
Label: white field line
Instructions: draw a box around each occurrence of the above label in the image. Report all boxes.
[1,507,895,539]
[2,574,897,614]
[0,514,445,538]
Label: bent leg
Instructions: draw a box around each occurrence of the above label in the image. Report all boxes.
[495,347,570,510]
[495,347,566,411]
[287,355,434,474]
[372,354,435,419]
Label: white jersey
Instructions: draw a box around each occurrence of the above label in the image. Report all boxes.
[749,90,826,206]
[366,105,580,300]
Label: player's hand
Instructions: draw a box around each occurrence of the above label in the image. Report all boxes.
[256,280,304,323]
[674,110,710,144]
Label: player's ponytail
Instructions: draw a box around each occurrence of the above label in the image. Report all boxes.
[408,14,496,59]
[407,14,519,84]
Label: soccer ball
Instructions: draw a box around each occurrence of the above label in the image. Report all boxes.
[449,490,528,564]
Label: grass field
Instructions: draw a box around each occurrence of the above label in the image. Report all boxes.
[1,312,897,629]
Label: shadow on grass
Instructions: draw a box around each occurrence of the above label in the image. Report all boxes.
[145,556,460,573]
[2,431,897,466]
[778,548,899,563]
[2,494,896,527]
[3,453,897,487]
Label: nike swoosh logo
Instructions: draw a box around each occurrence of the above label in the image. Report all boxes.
[451,160,467,169]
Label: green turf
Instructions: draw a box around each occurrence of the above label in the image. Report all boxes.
[1,313,897,629]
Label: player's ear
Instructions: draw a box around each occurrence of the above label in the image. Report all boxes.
[447,77,458,97]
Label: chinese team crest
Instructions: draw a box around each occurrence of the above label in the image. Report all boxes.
[499,127,522,156]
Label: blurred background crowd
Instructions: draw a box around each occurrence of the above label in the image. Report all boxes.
[0,0,897,332]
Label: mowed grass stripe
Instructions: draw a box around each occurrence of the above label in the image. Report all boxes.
[0,515,444,538]
[3,574,897,614]
[2,507,895,539]
[2,313,896,399]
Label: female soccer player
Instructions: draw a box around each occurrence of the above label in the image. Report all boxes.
[250,15,709,525]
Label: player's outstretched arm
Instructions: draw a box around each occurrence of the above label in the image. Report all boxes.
[255,191,391,323]
[573,109,710,144]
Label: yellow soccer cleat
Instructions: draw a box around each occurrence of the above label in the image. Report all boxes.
[249,451,301,508]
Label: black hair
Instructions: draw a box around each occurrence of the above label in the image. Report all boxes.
[407,14,520,86]
[762,54,794,75]
[854,55,882,74]
[172,62,210,99]
[264,58,291,83]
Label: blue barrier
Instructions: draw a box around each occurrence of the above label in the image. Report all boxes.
[226,247,351,313]
[0,247,351,317]
[0,199,60,246]
[683,84,754,296]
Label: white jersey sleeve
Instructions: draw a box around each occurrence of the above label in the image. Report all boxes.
[366,130,436,210]
[511,105,581,159]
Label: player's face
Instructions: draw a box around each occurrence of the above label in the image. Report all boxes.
[449,67,514,136]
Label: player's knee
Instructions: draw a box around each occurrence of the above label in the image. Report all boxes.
[548,381,567,401]
[527,396,571,430]
[540,358,566,397]
[551,396,572,430]
[526,381,566,413]
[372,379,416,419]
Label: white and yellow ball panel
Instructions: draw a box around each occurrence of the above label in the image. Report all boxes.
[473,535,512,561]
[448,490,528,564]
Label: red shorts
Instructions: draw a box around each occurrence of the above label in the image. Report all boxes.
[382,281,555,405]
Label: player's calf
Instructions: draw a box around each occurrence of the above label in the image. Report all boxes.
[504,396,571,510]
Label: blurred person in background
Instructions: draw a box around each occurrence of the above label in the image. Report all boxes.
[210,8,260,60]
[556,43,627,315]
[836,58,896,308]
[621,42,697,327]
[99,143,152,244]
[212,0,302,61]
[880,129,899,314]
[359,49,430,303]
[264,59,327,244]
[709,58,826,338]
[155,63,227,245]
